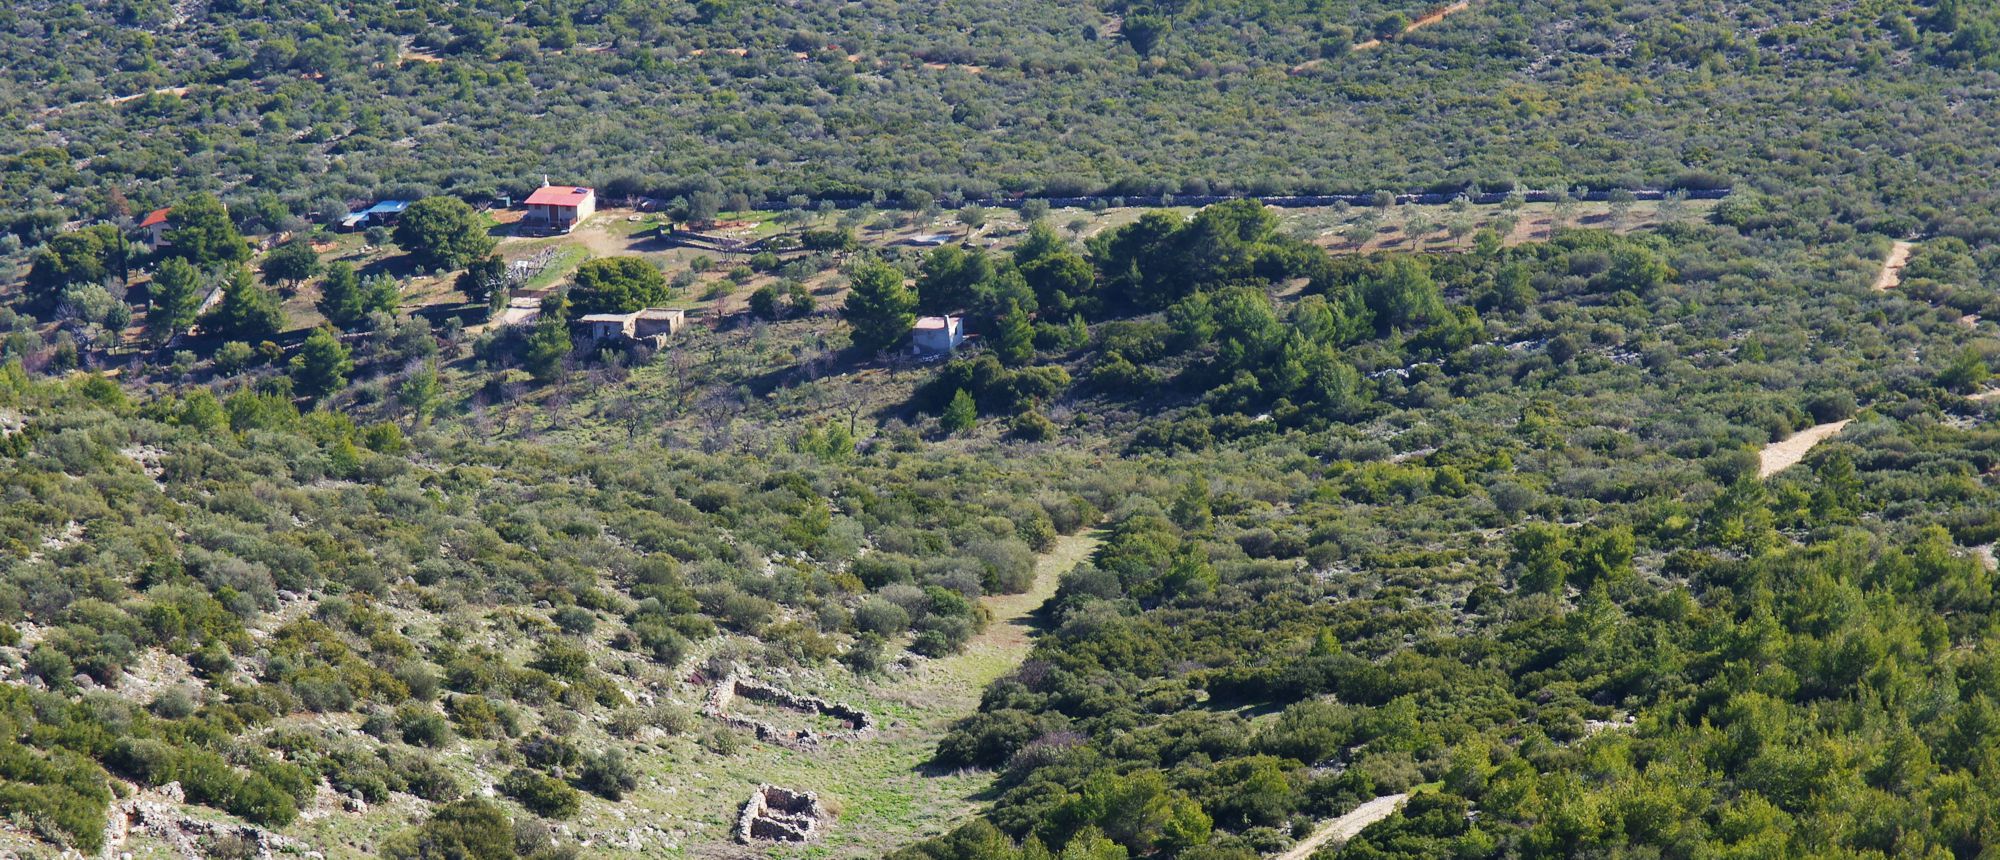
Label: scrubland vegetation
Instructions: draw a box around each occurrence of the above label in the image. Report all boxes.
[5,0,2000,239]
[5,0,2000,857]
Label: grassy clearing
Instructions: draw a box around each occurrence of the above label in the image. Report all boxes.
[592,530,1101,859]
[520,245,589,292]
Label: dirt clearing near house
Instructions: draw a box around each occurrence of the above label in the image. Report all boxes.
[1759,419,1851,478]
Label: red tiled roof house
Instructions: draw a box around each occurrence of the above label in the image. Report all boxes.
[139,207,172,250]
[523,184,595,234]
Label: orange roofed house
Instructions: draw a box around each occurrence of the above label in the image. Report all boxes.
[523,184,596,234]
[138,207,172,250]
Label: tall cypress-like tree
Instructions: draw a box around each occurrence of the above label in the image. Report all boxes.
[842,261,917,354]
[994,300,1034,366]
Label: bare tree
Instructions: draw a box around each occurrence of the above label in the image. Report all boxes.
[1657,190,1689,226]
[1553,186,1581,232]
[1607,189,1637,231]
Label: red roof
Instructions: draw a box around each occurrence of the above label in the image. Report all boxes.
[139,207,171,228]
[524,185,593,207]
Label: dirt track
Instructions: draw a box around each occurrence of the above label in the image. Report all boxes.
[1872,240,1914,291]
[1291,0,1474,67]
[1759,419,1851,478]
[1273,794,1410,860]
[1353,1,1472,51]
[973,531,1099,652]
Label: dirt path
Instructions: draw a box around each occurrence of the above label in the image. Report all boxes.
[1758,419,1851,478]
[1351,1,1472,51]
[1872,240,1914,291]
[971,531,1100,653]
[673,531,1102,859]
[107,85,189,105]
[1274,794,1410,860]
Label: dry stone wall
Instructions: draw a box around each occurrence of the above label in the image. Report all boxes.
[701,672,874,750]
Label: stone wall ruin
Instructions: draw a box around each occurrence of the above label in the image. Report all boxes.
[701,672,874,750]
[736,784,824,843]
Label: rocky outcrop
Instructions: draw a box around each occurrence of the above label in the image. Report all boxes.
[736,785,823,843]
[105,782,318,860]
[701,673,873,750]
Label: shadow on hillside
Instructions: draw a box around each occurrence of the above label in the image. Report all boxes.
[353,252,422,282]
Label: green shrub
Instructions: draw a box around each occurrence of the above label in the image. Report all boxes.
[501,767,580,819]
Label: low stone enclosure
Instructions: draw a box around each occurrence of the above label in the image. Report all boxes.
[737,784,826,843]
[701,672,874,750]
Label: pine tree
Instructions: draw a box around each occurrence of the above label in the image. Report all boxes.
[146,257,204,343]
[261,240,321,288]
[995,300,1034,366]
[358,274,402,323]
[457,256,507,308]
[941,388,978,435]
[570,256,668,314]
[200,266,284,342]
[26,225,127,310]
[317,262,360,327]
[318,262,401,329]
[393,196,495,271]
[842,261,917,354]
[524,316,572,382]
[398,360,444,425]
[291,327,354,397]
[166,193,250,269]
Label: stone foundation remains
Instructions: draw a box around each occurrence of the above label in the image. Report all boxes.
[736,784,824,843]
[701,672,874,750]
